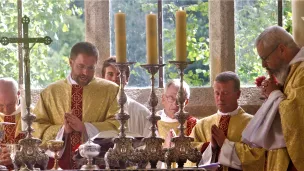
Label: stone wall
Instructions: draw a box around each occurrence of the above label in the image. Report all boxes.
[31,86,262,119]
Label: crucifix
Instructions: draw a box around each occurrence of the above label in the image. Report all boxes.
[0,15,52,170]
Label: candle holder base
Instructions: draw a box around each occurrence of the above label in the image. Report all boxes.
[105,62,135,169]
[165,60,201,168]
[80,164,99,170]
[105,137,134,169]
[134,64,166,169]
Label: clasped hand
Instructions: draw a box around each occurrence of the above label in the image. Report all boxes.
[64,112,85,134]
[261,78,280,97]
[211,125,226,151]
[163,129,176,149]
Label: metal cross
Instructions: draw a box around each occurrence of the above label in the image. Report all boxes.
[0,15,52,170]
[0,15,52,134]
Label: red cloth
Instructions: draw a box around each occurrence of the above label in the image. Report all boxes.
[288,161,298,171]
[200,142,210,153]
[186,116,197,136]
[216,115,241,171]
[1,115,26,170]
[48,85,83,170]
[2,115,26,144]
[216,115,231,171]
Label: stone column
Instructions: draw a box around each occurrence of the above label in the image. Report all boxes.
[292,0,304,47]
[209,0,235,84]
[85,0,110,77]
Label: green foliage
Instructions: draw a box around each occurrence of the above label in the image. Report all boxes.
[110,0,158,87]
[162,0,209,87]
[235,0,292,85]
[0,0,293,88]
[0,0,84,88]
[110,0,209,87]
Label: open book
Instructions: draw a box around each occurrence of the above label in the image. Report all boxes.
[198,163,220,171]
[92,130,143,140]
[91,130,144,152]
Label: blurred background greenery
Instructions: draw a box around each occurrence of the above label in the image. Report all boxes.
[0,0,292,88]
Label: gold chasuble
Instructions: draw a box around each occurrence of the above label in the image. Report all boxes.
[157,110,197,169]
[33,78,120,169]
[190,108,252,171]
[0,112,25,144]
[0,112,26,170]
[234,62,304,171]
[279,61,304,170]
[157,115,197,139]
[234,143,289,171]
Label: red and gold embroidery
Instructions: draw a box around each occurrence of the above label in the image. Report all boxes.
[216,115,231,171]
[2,115,25,144]
[186,116,197,136]
[70,85,83,169]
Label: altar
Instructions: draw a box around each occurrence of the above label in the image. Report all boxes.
[1,4,201,171]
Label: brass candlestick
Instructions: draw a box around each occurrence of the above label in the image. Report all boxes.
[105,62,135,169]
[135,64,166,169]
[47,140,64,170]
[165,61,201,168]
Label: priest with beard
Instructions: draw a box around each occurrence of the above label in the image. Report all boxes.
[33,42,120,169]
[211,26,304,171]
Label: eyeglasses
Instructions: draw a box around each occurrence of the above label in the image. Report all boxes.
[165,95,177,104]
[0,102,16,109]
[76,64,96,72]
[260,45,279,62]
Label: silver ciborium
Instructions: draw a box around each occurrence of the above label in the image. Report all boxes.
[79,139,100,170]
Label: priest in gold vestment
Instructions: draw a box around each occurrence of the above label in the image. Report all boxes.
[156,79,197,168]
[212,26,304,171]
[0,78,26,169]
[157,79,196,147]
[187,71,252,170]
[33,42,120,169]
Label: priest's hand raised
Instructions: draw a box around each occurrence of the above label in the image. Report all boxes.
[65,113,86,133]
[211,125,226,148]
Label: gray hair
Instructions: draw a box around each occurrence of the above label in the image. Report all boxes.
[215,71,240,91]
[255,25,298,50]
[164,79,190,99]
[0,77,18,95]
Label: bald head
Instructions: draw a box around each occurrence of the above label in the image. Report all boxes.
[0,78,19,115]
[0,78,18,94]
